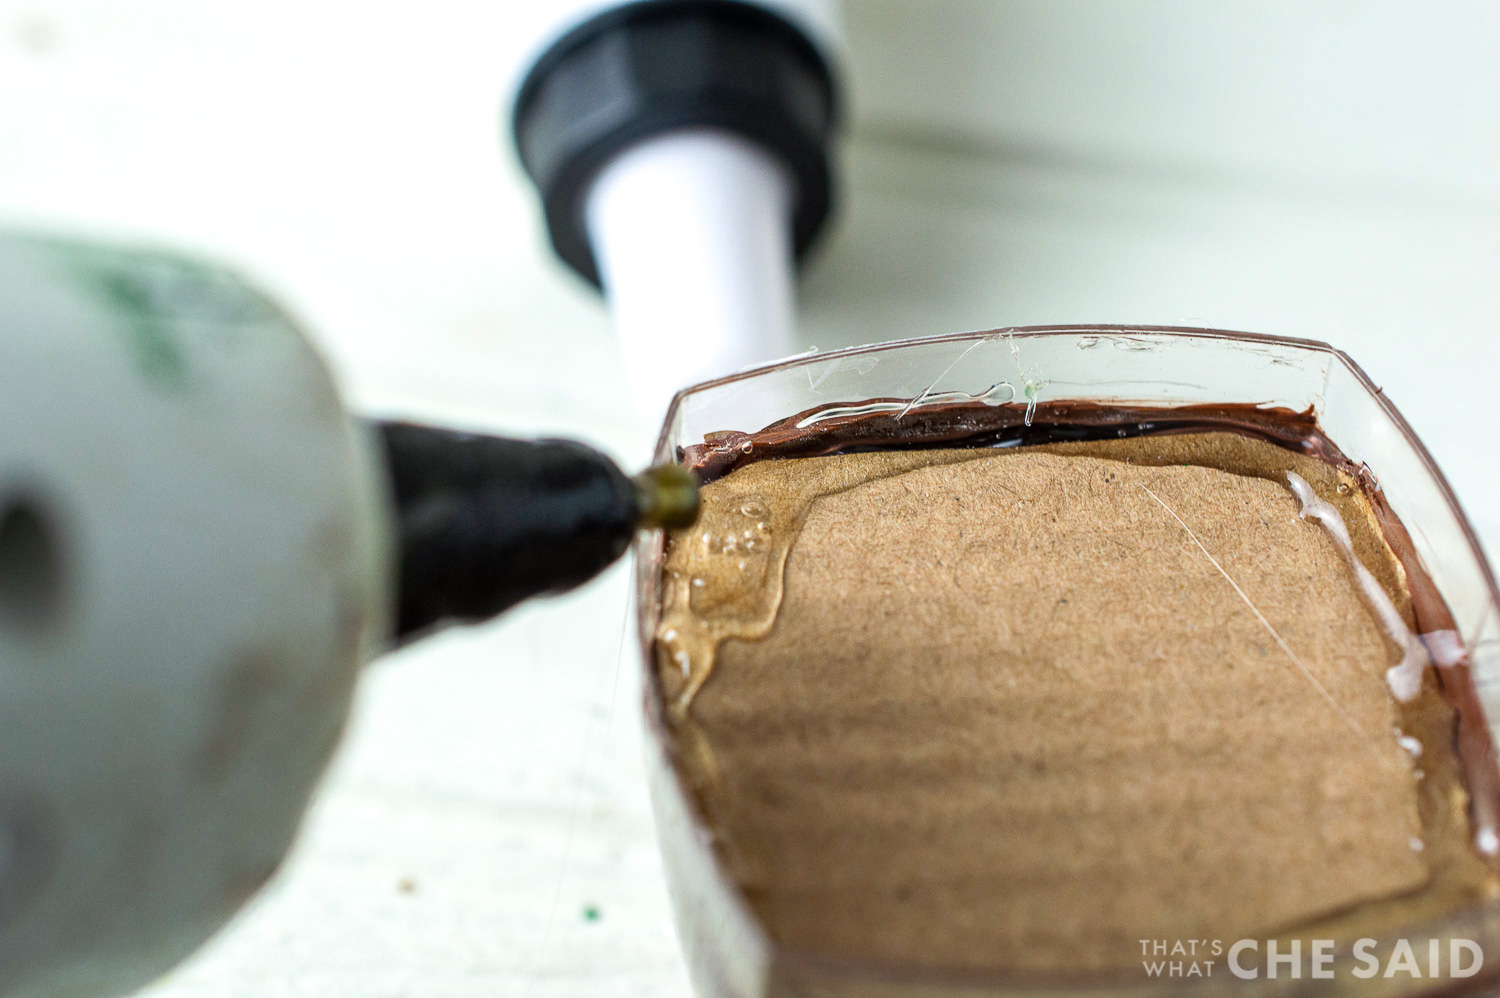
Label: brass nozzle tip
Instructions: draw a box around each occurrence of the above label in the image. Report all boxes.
[634,464,700,530]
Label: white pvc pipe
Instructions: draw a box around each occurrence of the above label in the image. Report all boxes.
[585,129,798,421]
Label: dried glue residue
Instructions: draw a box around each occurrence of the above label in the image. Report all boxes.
[795,383,1015,429]
[1286,471,1432,703]
[1288,474,1500,864]
[1422,629,1467,668]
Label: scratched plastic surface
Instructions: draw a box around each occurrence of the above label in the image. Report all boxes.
[652,326,1500,724]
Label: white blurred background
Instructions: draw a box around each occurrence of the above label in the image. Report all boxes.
[1,2,1497,995]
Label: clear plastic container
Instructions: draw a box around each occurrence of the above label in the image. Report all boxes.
[633,325,1500,997]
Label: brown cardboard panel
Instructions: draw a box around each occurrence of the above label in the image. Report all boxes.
[659,435,1496,973]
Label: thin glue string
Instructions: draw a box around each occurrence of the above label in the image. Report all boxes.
[523,577,635,997]
[1140,483,1372,746]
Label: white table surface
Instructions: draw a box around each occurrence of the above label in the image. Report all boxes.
[1,2,1497,995]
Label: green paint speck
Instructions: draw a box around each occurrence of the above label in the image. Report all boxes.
[582,905,601,922]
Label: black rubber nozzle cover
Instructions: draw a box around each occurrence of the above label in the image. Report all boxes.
[377,422,641,642]
[511,0,839,287]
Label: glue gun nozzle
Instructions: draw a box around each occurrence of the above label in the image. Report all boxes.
[634,464,700,530]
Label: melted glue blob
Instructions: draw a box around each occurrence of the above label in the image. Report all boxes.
[657,449,998,716]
